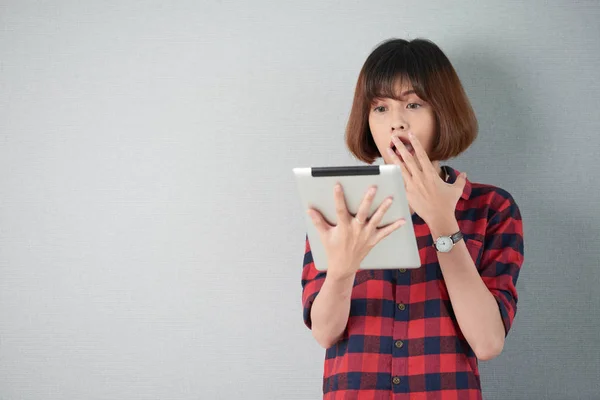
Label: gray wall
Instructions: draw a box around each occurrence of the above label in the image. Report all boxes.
[0,1,598,399]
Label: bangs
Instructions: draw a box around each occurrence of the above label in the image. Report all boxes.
[346,38,478,164]
[363,48,428,103]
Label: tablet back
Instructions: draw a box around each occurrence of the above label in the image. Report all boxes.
[293,165,421,271]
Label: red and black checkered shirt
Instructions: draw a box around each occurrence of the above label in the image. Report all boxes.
[301,165,524,399]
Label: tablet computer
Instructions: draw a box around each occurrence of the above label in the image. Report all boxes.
[293,164,421,271]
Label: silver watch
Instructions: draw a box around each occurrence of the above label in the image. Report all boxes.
[433,231,464,253]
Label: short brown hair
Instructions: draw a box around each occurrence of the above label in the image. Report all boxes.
[345,38,478,164]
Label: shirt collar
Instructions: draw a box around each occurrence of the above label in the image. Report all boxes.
[441,165,472,200]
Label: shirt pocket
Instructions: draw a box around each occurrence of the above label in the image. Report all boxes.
[465,238,484,269]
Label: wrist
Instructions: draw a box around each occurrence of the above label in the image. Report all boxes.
[428,215,460,239]
[324,271,356,296]
[326,257,359,278]
[326,269,357,284]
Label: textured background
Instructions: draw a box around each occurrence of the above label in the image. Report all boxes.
[1,0,599,399]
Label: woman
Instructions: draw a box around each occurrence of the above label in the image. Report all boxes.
[302,38,524,399]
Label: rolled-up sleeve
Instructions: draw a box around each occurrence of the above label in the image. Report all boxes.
[301,235,327,330]
[479,195,524,336]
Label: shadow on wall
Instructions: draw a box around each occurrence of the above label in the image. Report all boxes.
[449,42,600,398]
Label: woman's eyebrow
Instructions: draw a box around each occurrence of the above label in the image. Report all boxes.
[372,90,420,103]
[393,90,419,100]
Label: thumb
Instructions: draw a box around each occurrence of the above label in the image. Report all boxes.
[455,172,468,189]
[307,209,328,233]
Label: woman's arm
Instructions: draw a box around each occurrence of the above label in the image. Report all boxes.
[309,270,355,349]
[387,133,523,361]
[430,213,520,361]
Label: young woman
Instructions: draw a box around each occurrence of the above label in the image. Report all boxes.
[301,38,524,399]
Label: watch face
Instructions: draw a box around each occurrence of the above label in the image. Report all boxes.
[436,236,453,252]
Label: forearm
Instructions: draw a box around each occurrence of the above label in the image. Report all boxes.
[310,271,355,349]
[431,218,506,361]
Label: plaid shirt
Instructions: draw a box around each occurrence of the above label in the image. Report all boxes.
[301,165,524,399]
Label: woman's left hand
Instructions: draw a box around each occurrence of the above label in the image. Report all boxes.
[387,132,467,228]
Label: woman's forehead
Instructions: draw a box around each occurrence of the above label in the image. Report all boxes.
[368,74,421,99]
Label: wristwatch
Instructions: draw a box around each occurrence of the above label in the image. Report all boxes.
[433,230,464,253]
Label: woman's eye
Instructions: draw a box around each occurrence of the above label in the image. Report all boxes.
[373,106,386,112]
[407,103,421,109]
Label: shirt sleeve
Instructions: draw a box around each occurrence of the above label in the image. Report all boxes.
[301,235,327,330]
[479,193,524,336]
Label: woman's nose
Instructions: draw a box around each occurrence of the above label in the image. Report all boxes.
[391,121,408,132]
[390,110,408,131]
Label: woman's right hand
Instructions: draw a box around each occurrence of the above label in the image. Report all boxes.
[307,183,407,281]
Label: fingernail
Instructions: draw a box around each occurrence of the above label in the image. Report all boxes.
[335,183,341,192]
[408,132,414,138]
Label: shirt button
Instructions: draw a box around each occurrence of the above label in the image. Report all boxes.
[392,376,401,385]
[398,303,406,311]
[395,340,404,348]
[399,268,407,273]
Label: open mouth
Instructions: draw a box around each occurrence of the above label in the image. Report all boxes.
[390,137,414,157]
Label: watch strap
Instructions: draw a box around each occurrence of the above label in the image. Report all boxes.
[450,230,464,244]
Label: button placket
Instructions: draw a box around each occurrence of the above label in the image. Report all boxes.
[393,266,410,391]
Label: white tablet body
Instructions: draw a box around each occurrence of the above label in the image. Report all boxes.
[293,164,421,271]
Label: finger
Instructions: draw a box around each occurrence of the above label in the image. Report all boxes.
[396,161,413,190]
[385,147,412,183]
[367,195,395,228]
[307,208,331,234]
[408,132,436,175]
[386,146,404,168]
[333,183,351,225]
[354,185,377,225]
[455,171,468,190]
[374,217,407,242]
[392,135,422,179]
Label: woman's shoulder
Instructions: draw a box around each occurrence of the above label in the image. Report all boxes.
[444,165,520,214]
[467,180,522,222]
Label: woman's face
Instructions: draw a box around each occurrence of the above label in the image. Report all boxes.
[368,82,438,166]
